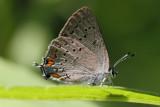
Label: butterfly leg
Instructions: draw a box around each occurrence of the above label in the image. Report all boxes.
[88,82,96,86]
[100,73,113,86]
[100,77,106,86]
[106,76,113,85]
[87,74,98,86]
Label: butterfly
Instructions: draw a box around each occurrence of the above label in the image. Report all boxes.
[34,6,134,85]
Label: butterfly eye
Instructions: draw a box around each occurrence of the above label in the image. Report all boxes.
[83,35,87,38]
[73,49,76,52]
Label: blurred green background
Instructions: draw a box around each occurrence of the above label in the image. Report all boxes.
[0,0,160,107]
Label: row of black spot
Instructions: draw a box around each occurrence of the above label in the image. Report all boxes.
[63,47,82,57]
[70,26,95,35]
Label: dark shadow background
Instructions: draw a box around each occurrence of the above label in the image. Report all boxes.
[0,0,160,107]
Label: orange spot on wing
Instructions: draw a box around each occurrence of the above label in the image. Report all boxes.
[47,57,55,66]
[50,73,65,80]
[51,73,61,78]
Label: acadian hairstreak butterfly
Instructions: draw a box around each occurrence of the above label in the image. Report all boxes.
[34,6,134,85]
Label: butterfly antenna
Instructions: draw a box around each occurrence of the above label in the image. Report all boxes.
[110,52,135,77]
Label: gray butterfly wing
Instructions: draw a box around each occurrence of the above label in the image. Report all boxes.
[59,7,101,54]
[59,7,109,72]
[48,7,109,83]
[48,36,98,83]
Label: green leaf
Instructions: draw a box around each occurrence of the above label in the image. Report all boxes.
[0,85,160,106]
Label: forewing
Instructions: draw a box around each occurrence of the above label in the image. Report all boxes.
[59,7,109,73]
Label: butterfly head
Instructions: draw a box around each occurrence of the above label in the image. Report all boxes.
[109,52,135,78]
